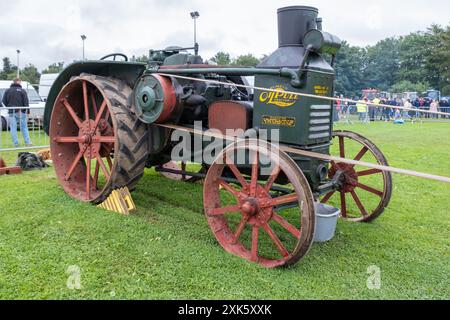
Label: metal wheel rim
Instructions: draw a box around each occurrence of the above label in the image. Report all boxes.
[321,130,393,222]
[204,140,315,268]
[50,78,117,202]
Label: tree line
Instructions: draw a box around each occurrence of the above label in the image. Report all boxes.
[1,23,448,96]
[334,24,450,98]
[0,57,63,87]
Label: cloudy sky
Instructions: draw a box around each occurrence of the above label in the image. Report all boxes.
[1,0,449,71]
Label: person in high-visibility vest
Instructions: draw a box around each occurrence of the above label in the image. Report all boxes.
[371,97,381,121]
[356,98,368,122]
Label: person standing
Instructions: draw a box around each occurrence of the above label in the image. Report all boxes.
[404,99,413,120]
[334,96,341,123]
[1,78,33,147]
[356,98,368,123]
[430,100,439,119]
[371,97,381,121]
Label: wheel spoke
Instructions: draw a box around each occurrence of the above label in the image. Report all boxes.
[233,215,249,243]
[321,191,335,203]
[356,182,383,197]
[264,193,298,208]
[96,155,110,180]
[262,223,289,257]
[350,190,368,217]
[219,179,240,198]
[62,99,83,128]
[250,150,259,196]
[65,147,86,181]
[93,100,108,132]
[340,191,347,218]
[358,169,382,177]
[105,108,111,123]
[339,136,345,158]
[354,146,369,162]
[93,136,115,143]
[251,226,259,262]
[265,165,281,192]
[82,81,90,122]
[106,156,113,170]
[208,204,241,216]
[90,88,98,117]
[93,161,100,190]
[86,154,91,200]
[54,136,83,143]
[272,213,301,238]
[226,157,248,187]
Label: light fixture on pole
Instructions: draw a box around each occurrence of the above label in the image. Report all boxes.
[81,35,87,60]
[16,49,21,78]
[190,11,200,55]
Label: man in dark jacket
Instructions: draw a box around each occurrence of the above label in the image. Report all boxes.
[1,78,32,147]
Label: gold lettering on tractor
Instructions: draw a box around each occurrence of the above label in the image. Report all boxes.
[314,85,329,96]
[259,85,299,108]
[262,116,296,127]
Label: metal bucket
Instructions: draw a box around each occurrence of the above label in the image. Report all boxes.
[314,203,340,242]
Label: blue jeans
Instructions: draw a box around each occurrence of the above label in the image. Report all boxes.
[9,112,31,146]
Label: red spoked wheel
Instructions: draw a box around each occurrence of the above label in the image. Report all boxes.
[321,131,392,222]
[203,140,315,268]
[50,74,148,203]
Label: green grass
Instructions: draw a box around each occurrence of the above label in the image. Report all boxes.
[0,122,449,300]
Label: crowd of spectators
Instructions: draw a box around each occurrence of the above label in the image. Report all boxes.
[334,96,450,123]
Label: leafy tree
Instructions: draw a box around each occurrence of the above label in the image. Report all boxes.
[333,42,366,98]
[131,55,148,63]
[395,32,435,85]
[210,52,231,65]
[19,64,41,88]
[42,62,64,74]
[427,25,450,93]
[2,57,12,74]
[390,80,429,94]
[363,37,400,91]
[232,54,260,67]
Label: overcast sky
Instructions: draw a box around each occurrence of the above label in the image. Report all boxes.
[1,0,449,71]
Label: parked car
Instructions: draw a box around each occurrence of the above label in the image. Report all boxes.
[0,80,45,130]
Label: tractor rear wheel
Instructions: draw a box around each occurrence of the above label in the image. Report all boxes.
[50,74,148,203]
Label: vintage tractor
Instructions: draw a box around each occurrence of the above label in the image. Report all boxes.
[43,6,392,268]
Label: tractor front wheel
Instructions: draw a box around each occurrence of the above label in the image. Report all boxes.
[203,140,316,268]
[321,130,392,222]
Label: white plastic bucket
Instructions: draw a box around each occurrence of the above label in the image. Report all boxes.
[314,203,340,242]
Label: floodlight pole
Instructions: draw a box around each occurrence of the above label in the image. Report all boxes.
[16,50,21,78]
[190,11,200,55]
[81,35,87,60]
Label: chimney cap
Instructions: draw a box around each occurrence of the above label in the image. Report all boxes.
[277,6,318,14]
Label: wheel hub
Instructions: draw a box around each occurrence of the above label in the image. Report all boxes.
[78,119,101,158]
[329,162,358,193]
[239,185,273,226]
[242,198,258,216]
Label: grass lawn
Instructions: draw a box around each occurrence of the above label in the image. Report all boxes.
[0,121,449,300]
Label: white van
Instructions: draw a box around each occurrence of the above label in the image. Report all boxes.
[39,73,59,102]
[0,80,45,130]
